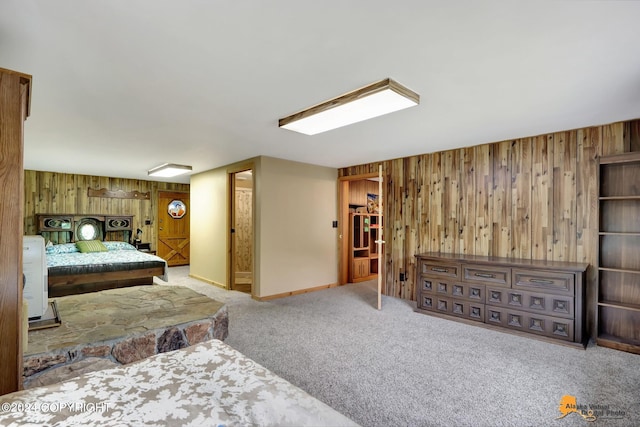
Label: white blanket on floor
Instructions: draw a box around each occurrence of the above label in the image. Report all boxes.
[0,339,358,426]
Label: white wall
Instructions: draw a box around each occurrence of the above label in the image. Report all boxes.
[190,155,338,298]
[189,166,228,286]
[257,157,338,297]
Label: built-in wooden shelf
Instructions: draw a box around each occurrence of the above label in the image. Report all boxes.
[598,301,640,312]
[599,196,640,200]
[596,335,640,355]
[349,213,382,283]
[598,267,640,275]
[596,152,640,354]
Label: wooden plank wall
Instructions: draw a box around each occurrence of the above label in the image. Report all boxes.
[339,119,640,337]
[348,179,379,206]
[24,170,189,249]
[234,187,253,273]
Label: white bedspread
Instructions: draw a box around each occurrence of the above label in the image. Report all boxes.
[0,339,358,426]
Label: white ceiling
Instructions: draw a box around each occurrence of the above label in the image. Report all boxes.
[3,1,640,185]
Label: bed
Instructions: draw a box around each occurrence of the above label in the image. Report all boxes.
[0,339,358,426]
[36,214,168,297]
[45,241,168,297]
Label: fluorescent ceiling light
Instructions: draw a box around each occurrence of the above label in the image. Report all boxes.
[148,163,192,177]
[279,78,419,135]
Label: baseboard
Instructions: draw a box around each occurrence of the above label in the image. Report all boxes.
[254,283,338,301]
[188,274,227,290]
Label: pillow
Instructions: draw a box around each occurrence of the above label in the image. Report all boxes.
[76,240,108,253]
[103,241,137,251]
[45,243,80,255]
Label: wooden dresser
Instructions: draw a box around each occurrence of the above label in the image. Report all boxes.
[415,253,588,347]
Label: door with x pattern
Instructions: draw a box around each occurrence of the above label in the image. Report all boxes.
[157,191,190,266]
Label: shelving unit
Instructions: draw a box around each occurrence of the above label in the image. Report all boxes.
[597,151,640,354]
[349,213,382,282]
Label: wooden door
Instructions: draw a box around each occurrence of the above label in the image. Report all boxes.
[157,191,190,266]
[231,173,253,293]
[376,165,385,310]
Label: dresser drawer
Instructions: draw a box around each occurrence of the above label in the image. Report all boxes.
[512,269,575,295]
[419,293,435,311]
[418,295,484,322]
[463,265,511,287]
[420,276,454,295]
[449,298,484,322]
[486,287,508,306]
[420,261,461,279]
[418,294,453,313]
[451,282,485,303]
[485,306,574,341]
[486,287,574,318]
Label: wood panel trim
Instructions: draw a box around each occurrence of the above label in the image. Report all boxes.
[338,171,379,181]
[254,283,339,301]
[600,151,640,164]
[188,273,226,289]
[87,187,151,200]
[48,267,164,286]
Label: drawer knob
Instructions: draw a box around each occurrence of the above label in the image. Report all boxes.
[431,267,448,273]
[475,272,495,278]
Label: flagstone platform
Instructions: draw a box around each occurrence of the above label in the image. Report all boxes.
[24,285,228,388]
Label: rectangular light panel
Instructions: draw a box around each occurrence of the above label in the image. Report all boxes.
[279,78,419,135]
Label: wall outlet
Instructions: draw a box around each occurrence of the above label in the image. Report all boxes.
[145,219,152,225]
[399,273,406,282]
[332,220,338,228]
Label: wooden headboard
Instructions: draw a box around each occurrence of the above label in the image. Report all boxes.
[36,214,134,244]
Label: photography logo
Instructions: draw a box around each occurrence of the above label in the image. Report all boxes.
[556,395,626,422]
[557,395,596,422]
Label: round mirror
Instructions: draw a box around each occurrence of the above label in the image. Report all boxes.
[76,219,102,241]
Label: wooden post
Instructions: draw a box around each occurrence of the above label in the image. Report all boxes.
[377,164,384,310]
[0,67,31,395]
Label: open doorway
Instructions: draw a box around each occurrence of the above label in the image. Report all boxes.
[338,170,384,304]
[229,169,254,294]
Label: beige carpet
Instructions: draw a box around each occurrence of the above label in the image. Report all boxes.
[161,266,640,427]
